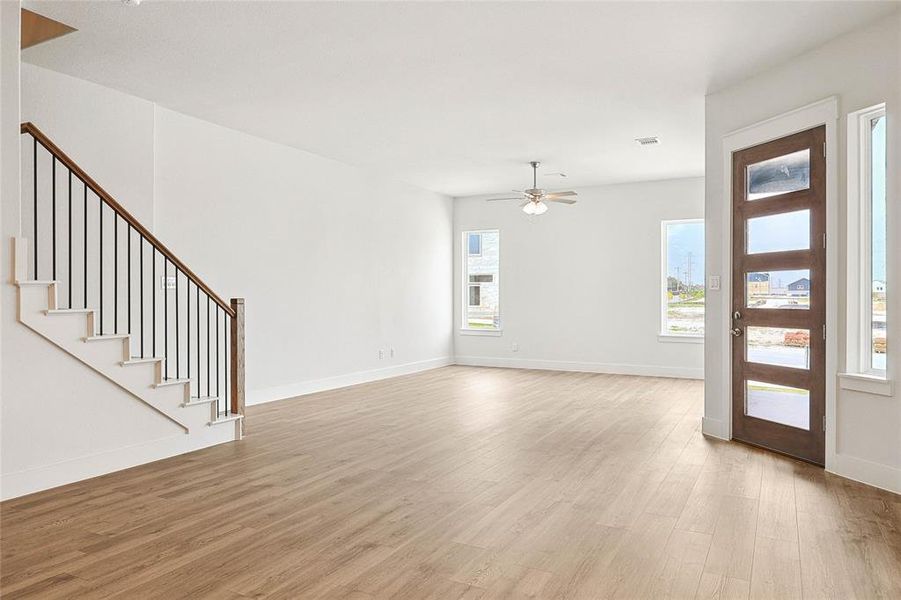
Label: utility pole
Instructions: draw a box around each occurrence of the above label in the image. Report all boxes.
[685,253,694,293]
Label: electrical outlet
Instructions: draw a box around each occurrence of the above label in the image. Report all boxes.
[378,349,385,360]
[708,275,721,291]
[511,342,519,352]
[161,275,176,290]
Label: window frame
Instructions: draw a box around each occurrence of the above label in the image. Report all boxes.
[461,229,501,334]
[660,218,705,342]
[844,104,889,382]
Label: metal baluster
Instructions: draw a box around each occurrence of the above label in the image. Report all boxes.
[68,171,72,308]
[114,215,118,334]
[52,157,56,280]
[33,137,37,280]
[83,184,87,309]
[99,199,103,335]
[216,305,220,412]
[140,238,144,358]
[164,258,169,380]
[152,247,156,358]
[207,295,210,398]
[196,285,200,398]
[187,279,191,383]
[225,313,229,416]
[176,267,180,379]
[127,224,132,334]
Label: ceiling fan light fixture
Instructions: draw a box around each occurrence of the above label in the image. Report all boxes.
[488,161,576,214]
[523,201,548,216]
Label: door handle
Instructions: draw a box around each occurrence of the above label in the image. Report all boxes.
[730,327,743,337]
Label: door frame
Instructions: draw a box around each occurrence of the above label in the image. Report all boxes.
[712,97,838,471]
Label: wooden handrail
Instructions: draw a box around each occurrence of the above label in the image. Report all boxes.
[19,122,235,318]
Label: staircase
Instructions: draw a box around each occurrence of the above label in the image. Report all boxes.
[15,122,244,442]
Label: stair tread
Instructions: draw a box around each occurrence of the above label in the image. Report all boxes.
[155,378,191,388]
[209,414,243,426]
[85,334,129,341]
[121,357,164,365]
[183,396,220,406]
[16,280,59,286]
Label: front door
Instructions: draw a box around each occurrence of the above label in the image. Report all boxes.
[731,126,826,465]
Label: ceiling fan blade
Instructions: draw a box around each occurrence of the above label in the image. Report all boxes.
[546,198,577,204]
[486,196,524,202]
[545,191,577,198]
[520,200,531,208]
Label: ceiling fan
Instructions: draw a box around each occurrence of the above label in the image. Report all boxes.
[487,161,577,215]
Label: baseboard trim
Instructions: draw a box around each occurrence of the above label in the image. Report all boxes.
[0,426,235,501]
[453,355,704,380]
[829,452,901,495]
[701,417,729,440]
[246,356,454,406]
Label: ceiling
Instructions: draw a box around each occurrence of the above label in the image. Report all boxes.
[22,1,897,197]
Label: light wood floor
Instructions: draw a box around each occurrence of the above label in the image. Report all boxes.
[2,366,899,599]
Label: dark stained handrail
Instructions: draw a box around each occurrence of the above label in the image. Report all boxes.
[20,122,235,318]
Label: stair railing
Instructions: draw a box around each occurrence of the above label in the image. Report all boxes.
[20,122,245,423]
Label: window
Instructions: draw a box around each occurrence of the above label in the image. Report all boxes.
[661,220,705,337]
[847,104,887,377]
[468,233,482,256]
[463,230,500,330]
[468,285,481,306]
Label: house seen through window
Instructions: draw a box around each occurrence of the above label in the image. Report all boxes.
[463,230,500,330]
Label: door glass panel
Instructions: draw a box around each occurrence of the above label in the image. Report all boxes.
[746,269,810,309]
[747,149,810,200]
[747,209,810,254]
[746,380,810,430]
[747,327,810,369]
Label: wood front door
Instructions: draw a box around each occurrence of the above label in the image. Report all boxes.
[731,126,826,465]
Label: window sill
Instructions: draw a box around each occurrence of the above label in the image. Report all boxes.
[459,328,503,337]
[838,373,894,397]
[658,333,704,344]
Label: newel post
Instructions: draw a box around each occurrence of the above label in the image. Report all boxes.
[230,298,245,432]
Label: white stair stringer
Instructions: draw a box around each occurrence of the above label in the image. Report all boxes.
[14,274,242,441]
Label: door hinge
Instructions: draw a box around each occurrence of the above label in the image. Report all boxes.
[823,142,826,157]
[823,324,827,340]
[823,233,827,249]
[823,415,827,431]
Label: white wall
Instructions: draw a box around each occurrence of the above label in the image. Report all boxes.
[454,177,705,379]
[704,13,901,492]
[153,108,453,404]
[21,63,155,227]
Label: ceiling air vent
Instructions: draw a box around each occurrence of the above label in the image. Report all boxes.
[635,136,660,146]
